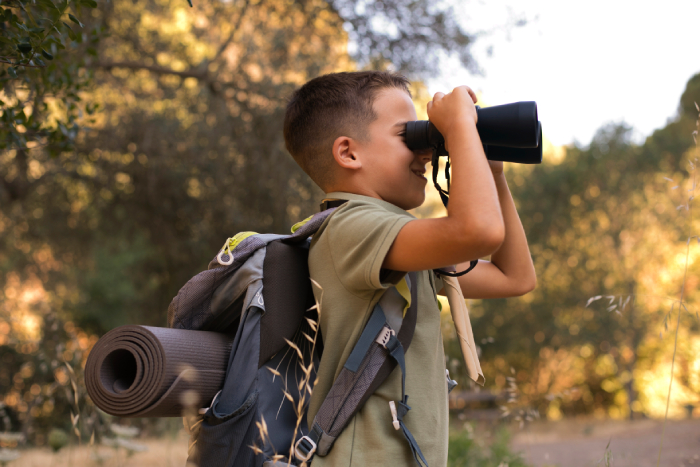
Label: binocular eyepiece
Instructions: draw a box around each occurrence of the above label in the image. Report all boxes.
[405,101,543,164]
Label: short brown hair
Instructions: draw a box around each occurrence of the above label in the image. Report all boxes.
[284,71,411,190]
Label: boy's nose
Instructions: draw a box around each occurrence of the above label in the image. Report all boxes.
[415,149,432,162]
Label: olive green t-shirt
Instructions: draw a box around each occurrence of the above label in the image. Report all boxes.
[308,192,449,467]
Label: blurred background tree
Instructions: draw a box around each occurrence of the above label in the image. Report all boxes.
[1,0,100,154]
[0,0,483,442]
[445,73,700,422]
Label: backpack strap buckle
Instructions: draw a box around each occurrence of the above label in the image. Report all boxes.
[294,435,317,462]
[375,326,396,348]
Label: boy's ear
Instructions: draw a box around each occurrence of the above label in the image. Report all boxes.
[332,136,362,170]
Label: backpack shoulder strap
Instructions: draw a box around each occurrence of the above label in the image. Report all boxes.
[296,271,428,466]
[258,203,347,366]
[281,202,346,245]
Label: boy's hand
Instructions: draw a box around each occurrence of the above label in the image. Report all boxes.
[427,86,478,152]
[383,84,507,274]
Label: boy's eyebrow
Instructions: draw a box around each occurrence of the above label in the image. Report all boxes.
[393,121,409,129]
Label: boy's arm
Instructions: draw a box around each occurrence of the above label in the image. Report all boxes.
[451,161,537,299]
[382,86,506,272]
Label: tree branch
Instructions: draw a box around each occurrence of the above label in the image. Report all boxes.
[94,61,208,80]
[211,0,251,63]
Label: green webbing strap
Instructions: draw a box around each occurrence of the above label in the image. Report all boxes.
[344,304,387,373]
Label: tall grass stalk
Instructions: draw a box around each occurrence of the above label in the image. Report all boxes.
[656,102,700,467]
[251,280,323,465]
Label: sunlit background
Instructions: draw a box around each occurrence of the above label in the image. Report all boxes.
[1,0,699,465]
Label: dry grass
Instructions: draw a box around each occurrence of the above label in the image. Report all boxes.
[577,103,700,466]
[5,433,189,467]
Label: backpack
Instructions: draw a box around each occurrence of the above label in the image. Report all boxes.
[168,202,440,467]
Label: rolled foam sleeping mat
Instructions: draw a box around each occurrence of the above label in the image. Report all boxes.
[85,325,234,417]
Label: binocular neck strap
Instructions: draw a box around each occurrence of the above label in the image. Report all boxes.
[431,148,451,208]
[431,147,478,278]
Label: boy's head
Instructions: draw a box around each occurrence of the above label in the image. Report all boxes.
[285,72,431,209]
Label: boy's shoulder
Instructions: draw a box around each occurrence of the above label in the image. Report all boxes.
[325,191,413,219]
[309,192,415,294]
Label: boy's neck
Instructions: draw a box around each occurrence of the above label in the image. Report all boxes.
[322,191,416,215]
[324,179,381,201]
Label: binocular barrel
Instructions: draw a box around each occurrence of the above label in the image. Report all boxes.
[405,101,543,164]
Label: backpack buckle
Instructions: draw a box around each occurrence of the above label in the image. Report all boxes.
[375,326,396,348]
[294,435,317,462]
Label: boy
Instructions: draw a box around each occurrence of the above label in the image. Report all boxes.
[283,71,536,466]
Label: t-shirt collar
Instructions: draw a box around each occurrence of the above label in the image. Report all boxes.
[323,192,415,218]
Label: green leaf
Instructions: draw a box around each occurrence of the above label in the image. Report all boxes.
[37,0,59,10]
[68,14,83,27]
[8,67,18,79]
[17,43,33,54]
[41,49,54,60]
[62,22,77,40]
[81,0,97,8]
[34,56,47,66]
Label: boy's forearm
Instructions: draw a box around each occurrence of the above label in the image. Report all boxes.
[444,123,505,252]
[488,173,536,291]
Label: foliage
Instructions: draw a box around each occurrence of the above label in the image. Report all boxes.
[446,73,700,420]
[0,305,101,444]
[327,0,476,75]
[47,427,68,451]
[2,0,699,447]
[0,0,482,440]
[448,424,529,467]
[0,0,100,156]
[1,0,481,331]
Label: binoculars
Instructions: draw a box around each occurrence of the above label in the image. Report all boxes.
[404,101,543,164]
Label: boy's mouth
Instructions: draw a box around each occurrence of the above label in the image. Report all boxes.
[412,168,427,181]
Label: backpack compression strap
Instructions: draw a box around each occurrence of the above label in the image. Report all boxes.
[295,271,428,466]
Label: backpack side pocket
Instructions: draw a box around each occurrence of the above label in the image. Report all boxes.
[188,390,261,467]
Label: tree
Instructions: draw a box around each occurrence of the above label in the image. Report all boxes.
[455,73,700,419]
[1,0,486,440]
[1,0,479,329]
[1,0,100,158]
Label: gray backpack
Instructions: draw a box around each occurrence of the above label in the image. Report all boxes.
[169,202,443,466]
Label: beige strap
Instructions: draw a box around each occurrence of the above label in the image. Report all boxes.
[442,275,485,386]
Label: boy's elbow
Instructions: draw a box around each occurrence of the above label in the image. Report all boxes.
[522,275,537,295]
[514,271,537,296]
[475,220,505,254]
[453,221,504,259]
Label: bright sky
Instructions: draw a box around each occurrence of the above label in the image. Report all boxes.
[429,0,700,147]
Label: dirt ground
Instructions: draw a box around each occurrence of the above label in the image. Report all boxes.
[5,419,700,466]
[2,435,190,467]
[511,418,700,467]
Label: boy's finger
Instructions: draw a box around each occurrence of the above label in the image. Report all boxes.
[432,91,445,102]
[453,85,477,103]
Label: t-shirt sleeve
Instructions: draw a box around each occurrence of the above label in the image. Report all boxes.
[324,201,414,295]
